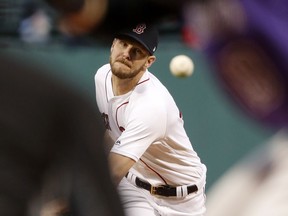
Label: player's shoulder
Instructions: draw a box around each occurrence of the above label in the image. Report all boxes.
[132,72,170,107]
[94,64,111,82]
[95,63,111,79]
[148,72,173,100]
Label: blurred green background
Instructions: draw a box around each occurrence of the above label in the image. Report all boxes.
[1,32,274,190]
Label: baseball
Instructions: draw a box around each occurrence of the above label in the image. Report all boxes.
[169,55,194,77]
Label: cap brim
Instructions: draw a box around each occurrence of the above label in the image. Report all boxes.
[115,33,153,55]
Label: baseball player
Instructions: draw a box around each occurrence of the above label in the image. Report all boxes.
[94,22,207,216]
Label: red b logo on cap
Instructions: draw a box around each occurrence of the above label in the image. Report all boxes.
[133,23,146,34]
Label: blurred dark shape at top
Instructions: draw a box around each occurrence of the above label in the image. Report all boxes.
[20,0,38,19]
[45,0,85,14]
[0,0,195,40]
[43,0,190,40]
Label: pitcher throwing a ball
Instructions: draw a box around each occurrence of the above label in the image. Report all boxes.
[94,22,207,216]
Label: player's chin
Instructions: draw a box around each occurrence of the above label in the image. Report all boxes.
[111,64,130,76]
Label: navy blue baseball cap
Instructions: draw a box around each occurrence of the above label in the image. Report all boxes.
[115,22,159,55]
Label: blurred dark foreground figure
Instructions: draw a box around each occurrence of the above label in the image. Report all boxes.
[0,54,125,216]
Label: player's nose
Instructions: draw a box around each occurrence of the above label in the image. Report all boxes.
[122,46,133,59]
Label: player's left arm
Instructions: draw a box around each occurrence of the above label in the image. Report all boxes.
[108,152,135,186]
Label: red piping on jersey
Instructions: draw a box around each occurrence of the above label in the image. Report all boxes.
[116,101,129,131]
[137,78,150,85]
[104,70,111,103]
[140,159,168,185]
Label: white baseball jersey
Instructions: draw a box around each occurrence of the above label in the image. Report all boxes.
[95,63,206,186]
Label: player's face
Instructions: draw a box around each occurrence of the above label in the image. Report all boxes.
[110,38,155,79]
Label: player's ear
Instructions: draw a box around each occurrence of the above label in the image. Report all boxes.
[146,56,156,68]
[111,39,117,52]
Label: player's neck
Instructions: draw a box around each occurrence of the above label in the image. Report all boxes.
[111,69,146,96]
[111,75,137,96]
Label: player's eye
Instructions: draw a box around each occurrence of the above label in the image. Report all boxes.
[132,48,143,55]
[119,41,128,48]
[116,39,126,48]
[136,48,143,55]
